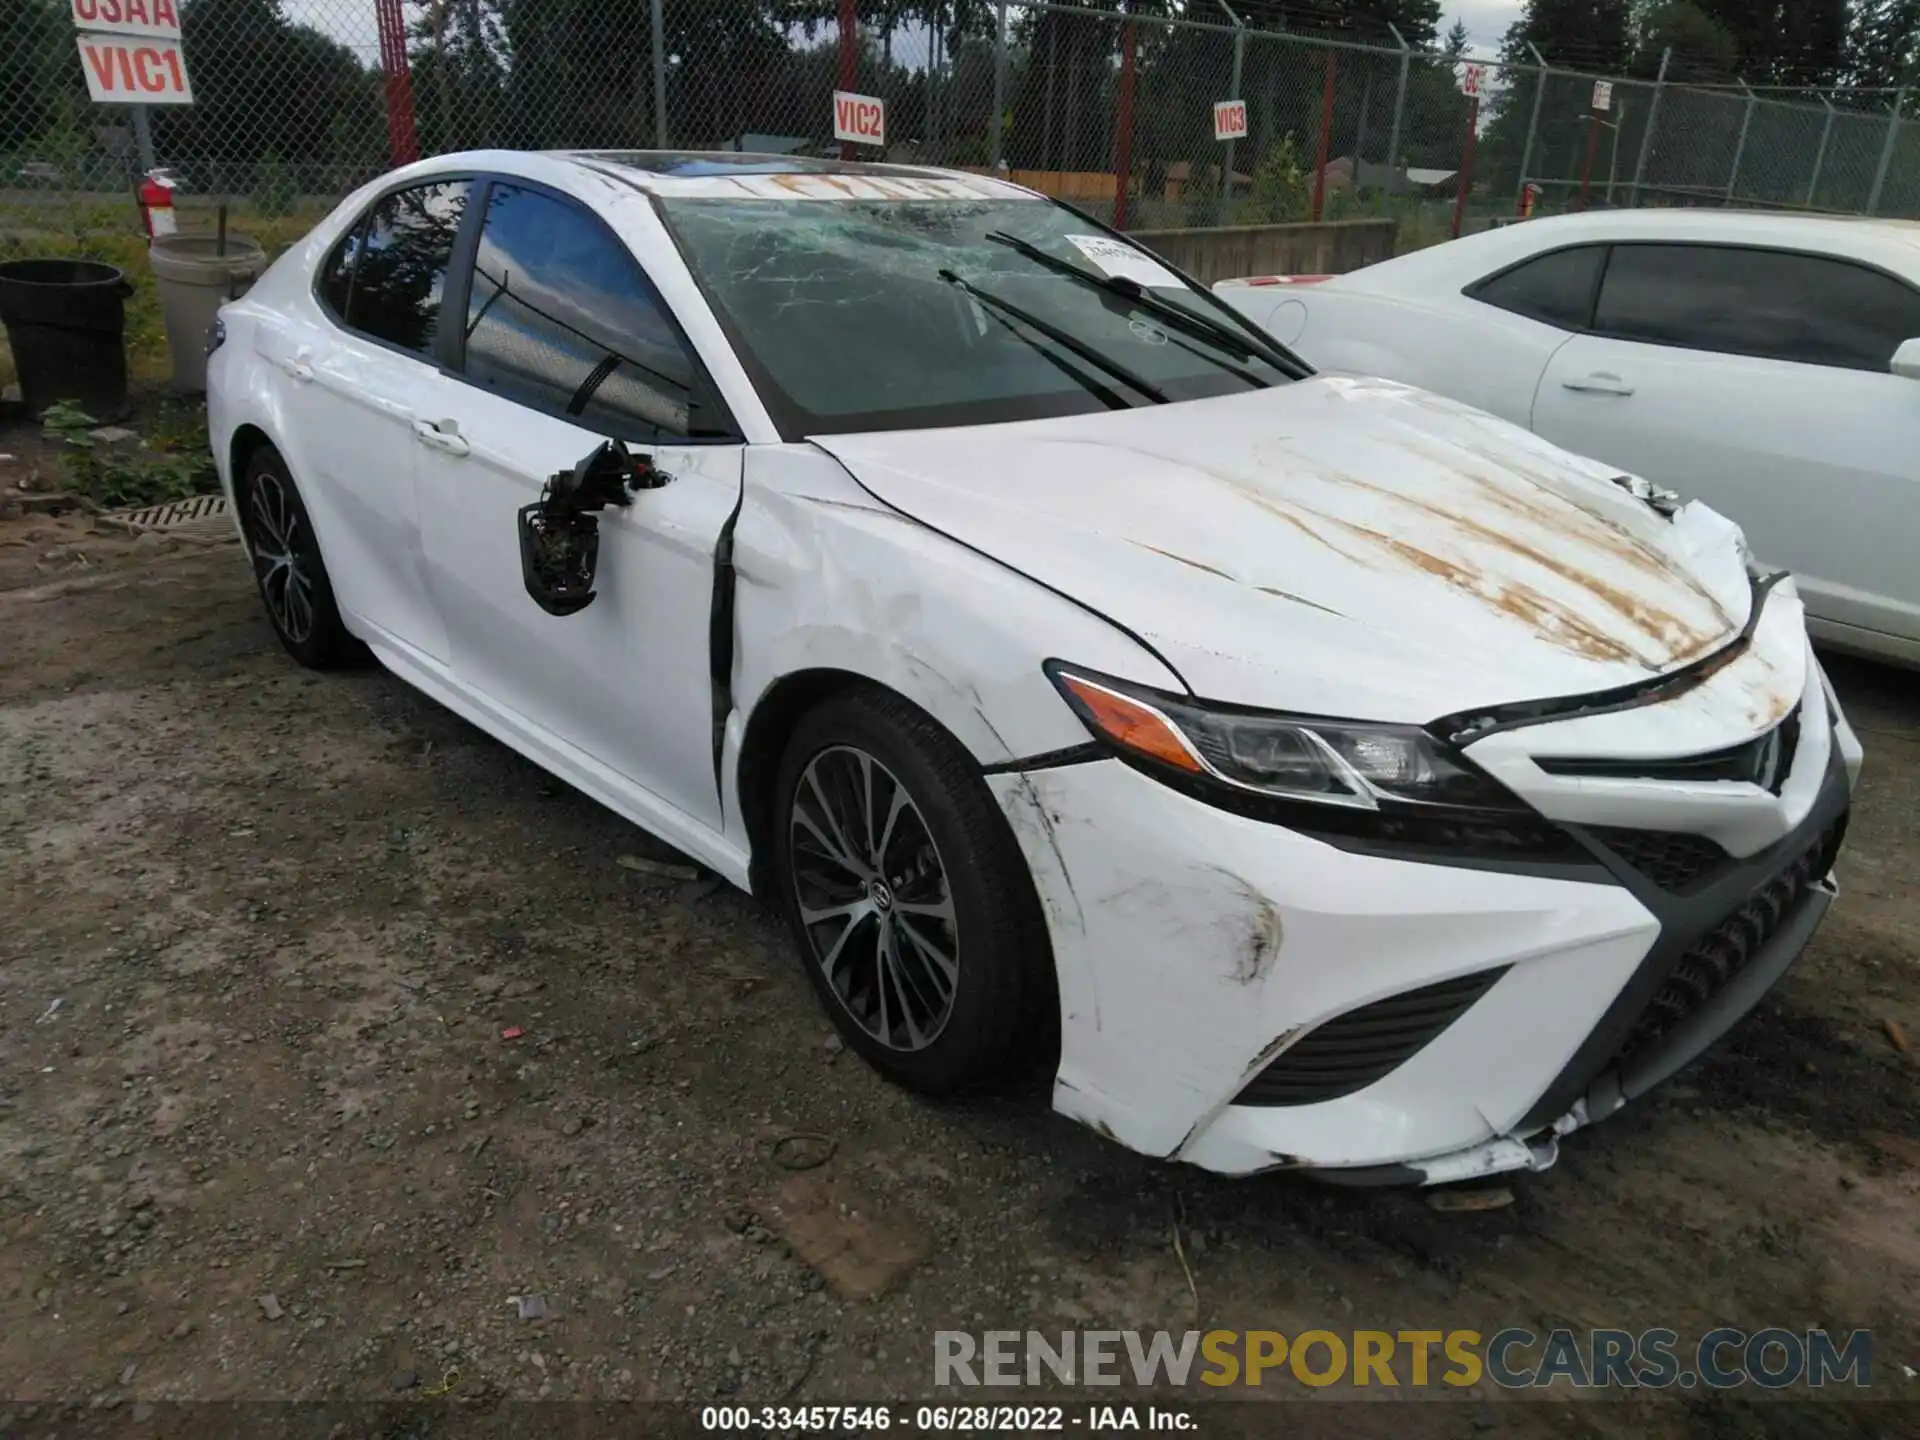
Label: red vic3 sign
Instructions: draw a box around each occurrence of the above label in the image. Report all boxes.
[71,0,181,39]
[833,91,886,146]
[1213,100,1248,142]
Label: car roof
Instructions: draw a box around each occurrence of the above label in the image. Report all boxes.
[560,148,1041,202]
[1349,206,1920,294]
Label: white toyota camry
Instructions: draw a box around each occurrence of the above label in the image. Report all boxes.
[206,151,1862,1186]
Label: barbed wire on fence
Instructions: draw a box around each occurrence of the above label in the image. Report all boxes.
[3,0,1914,249]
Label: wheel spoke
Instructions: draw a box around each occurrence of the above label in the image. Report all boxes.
[897,913,959,992]
[874,784,909,873]
[872,920,893,1042]
[799,896,870,928]
[884,920,941,1026]
[894,893,956,926]
[881,923,927,1048]
[804,767,868,879]
[816,910,866,990]
[793,805,863,881]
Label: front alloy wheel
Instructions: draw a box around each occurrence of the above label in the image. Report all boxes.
[773,687,1056,1094]
[789,744,960,1052]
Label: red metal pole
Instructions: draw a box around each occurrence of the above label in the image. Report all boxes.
[1577,106,1601,210]
[838,0,858,162]
[374,0,418,168]
[1311,51,1335,222]
[1451,94,1479,239]
[1113,16,1137,230]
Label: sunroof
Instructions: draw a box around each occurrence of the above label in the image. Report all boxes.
[566,151,853,177]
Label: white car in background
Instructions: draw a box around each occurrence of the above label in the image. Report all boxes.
[207,151,1860,1187]
[1216,210,1920,666]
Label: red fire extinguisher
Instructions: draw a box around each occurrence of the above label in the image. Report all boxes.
[138,171,178,241]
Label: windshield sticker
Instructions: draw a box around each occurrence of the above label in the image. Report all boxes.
[1065,234,1183,289]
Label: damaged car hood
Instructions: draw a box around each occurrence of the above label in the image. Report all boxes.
[813,377,1758,721]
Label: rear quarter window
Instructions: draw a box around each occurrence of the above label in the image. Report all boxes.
[1467,246,1605,330]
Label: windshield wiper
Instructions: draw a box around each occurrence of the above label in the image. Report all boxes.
[985,230,1307,382]
[938,269,1169,404]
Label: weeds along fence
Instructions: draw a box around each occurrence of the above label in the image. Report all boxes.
[2,0,1916,254]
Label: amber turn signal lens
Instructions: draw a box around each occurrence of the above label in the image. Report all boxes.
[1058,674,1203,773]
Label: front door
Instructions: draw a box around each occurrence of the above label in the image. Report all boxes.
[413,179,744,831]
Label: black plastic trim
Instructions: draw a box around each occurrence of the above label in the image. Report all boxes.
[979,743,1106,775]
[708,487,746,809]
[1516,743,1851,1134]
[1431,569,1787,747]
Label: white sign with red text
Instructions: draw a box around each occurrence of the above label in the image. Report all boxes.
[1592,80,1613,112]
[833,91,886,147]
[70,0,181,40]
[1213,100,1248,142]
[1459,63,1485,97]
[76,34,193,104]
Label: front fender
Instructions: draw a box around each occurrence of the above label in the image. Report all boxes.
[727,447,1182,783]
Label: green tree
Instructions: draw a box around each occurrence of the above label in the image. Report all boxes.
[1848,0,1920,86]
[1237,131,1309,222]
[1,0,83,157]
[1691,0,1848,84]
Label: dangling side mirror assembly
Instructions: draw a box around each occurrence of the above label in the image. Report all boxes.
[517,440,671,616]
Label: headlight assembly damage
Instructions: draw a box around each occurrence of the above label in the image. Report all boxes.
[1045,663,1588,866]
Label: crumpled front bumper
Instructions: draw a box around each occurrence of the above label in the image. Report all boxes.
[987,652,1861,1184]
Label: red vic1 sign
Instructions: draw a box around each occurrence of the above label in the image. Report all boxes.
[1458,63,1486,97]
[1213,100,1248,142]
[76,34,192,103]
[833,91,886,146]
[70,0,181,39]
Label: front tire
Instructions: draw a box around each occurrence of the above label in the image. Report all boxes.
[238,444,356,669]
[773,687,1056,1095]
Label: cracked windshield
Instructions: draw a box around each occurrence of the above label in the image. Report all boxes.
[659,198,1298,437]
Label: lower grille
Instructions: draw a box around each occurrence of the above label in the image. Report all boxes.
[1236,967,1509,1107]
[1614,819,1846,1066]
[1590,827,1733,893]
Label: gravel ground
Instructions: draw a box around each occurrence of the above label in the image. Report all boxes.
[1,505,1916,1437]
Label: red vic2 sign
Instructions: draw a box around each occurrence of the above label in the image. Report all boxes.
[1213,100,1248,142]
[71,0,181,39]
[833,91,886,146]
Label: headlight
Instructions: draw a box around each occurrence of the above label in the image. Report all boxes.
[1047,664,1523,812]
[1044,663,1587,868]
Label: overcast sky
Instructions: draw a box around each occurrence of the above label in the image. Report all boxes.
[284,1,1527,62]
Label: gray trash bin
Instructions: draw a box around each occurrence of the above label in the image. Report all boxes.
[148,234,267,392]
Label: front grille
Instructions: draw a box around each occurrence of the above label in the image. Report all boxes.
[1614,819,1846,1066]
[1536,705,1800,792]
[1590,827,1733,893]
[1236,967,1509,1107]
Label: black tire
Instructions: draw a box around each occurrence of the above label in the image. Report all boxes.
[238,444,357,669]
[773,686,1057,1095]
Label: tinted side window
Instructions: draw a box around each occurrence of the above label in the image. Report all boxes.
[318,222,360,318]
[345,180,470,357]
[1594,244,1920,371]
[1471,246,1603,330]
[462,184,704,440]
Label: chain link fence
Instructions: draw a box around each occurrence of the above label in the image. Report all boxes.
[3,0,1916,254]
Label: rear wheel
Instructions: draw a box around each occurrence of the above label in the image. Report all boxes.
[773,687,1055,1094]
[238,444,356,668]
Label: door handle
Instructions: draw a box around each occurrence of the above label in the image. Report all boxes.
[1561,372,1635,396]
[412,419,470,457]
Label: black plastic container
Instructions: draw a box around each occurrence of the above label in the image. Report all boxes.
[0,258,133,423]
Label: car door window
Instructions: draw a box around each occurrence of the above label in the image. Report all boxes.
[342,180,471,358]
[1593,244,1920,372]
[1469,245,1605,330]
[460,183,715,441]
[317,222,360,319]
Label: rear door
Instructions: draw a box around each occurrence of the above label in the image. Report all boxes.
[255,178,473,662]
[413,179,745,829]
[1534,242,1920,643]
